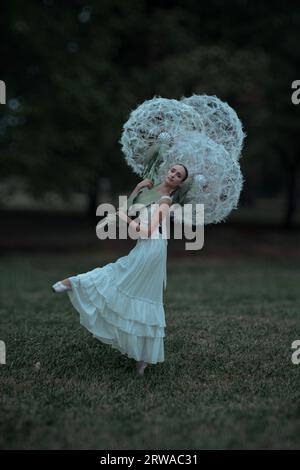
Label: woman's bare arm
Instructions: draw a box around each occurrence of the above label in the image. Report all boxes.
[141,199,172,237]
[127,185,140,200]
[129,178,154,197]
[118,198,172,237]
[118,179,172,237]
[117,209,141,234]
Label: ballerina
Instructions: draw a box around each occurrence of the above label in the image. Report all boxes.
[52,93,245,377]
[52,163,189,376]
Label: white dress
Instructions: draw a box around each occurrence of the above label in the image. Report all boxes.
[67,196,171,364]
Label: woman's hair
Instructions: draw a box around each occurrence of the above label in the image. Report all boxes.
[177,163,189,182]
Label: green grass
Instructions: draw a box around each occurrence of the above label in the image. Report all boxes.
[0,251,300,449]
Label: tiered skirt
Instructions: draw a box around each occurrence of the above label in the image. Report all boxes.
[67,238,168,364]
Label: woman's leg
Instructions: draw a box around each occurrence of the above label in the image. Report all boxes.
[136,360,148,376]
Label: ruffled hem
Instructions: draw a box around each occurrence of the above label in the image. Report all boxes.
[69,265,166,328]
[67,265,166,364]
[81,316,165,364]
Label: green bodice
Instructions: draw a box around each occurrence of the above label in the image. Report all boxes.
[127,185,169,212]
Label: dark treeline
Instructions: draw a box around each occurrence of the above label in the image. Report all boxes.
[0,0,299,226]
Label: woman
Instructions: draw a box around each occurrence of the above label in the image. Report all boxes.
[52,163,189,376]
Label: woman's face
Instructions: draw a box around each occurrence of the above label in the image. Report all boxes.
[165,164,186,189]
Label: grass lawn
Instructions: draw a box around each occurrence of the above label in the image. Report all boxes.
[0,250,300,449]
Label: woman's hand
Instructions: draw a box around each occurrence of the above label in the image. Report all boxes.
[117,209,142,237]
[135,179,154,191]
